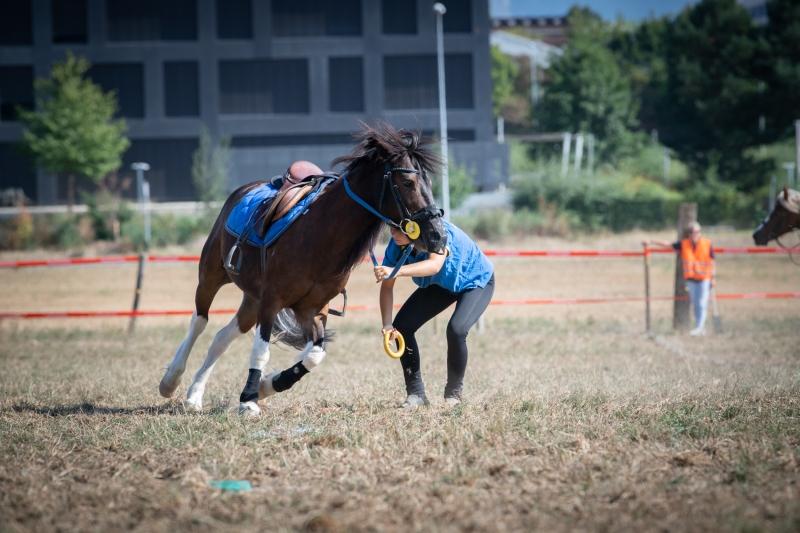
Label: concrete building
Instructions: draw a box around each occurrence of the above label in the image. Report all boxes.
[0,0,507,205]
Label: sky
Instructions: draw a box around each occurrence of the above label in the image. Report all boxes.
[490,0,697,21]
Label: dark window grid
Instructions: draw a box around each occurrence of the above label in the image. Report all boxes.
[271,0,361,37]
[0,0,33,45]
[216,0,253,39]
[218,59,310,114]
[121,138,198,200]
[0,66,35,122]
[383,54,474,110]
[0,143,37,201]
[106,0,198,41]
[164,61,199,117]
[231,133,353,147]
[52,0,88,43]
[328,57,364,112]
[443,0,472,33]
[381,0,416,35]
[89,63,145,118]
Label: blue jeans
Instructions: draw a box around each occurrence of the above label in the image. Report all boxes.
[686,279,710,330]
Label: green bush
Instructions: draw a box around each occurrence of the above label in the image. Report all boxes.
[122,212,211,249]
[512,163,682,231]
[433,163,475,210]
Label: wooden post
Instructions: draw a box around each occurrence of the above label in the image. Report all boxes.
[673,203,697,330]
[642,243,651,333]
[128,253,145,334]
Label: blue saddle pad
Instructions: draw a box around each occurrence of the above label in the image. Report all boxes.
[224,177,335,248]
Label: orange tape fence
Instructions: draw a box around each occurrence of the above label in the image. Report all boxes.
[0,247,793,320]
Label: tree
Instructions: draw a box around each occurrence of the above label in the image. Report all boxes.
[536,7,640,162]
[491,45,518,118]
[18,53,129,208]
[764,0,800,139]
[191,127,230,204]
[658,0,769,188]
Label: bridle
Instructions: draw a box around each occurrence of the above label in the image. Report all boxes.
[343,163,444,279]
[343,163,444,241]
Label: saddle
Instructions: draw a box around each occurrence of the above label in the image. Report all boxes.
[258,170,319,239]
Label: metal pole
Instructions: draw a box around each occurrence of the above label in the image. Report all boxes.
[643,243,651,333]
[795,119,799,185]
[573,133,584,175]
[769,175,777,212]
[132,162,151,249]
[433,3,450,220]
[561,133,572,178]
[783,163,796,189]
[497,116,505,144]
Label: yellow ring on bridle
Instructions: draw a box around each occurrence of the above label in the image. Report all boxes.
[383,330,405,359]
[403,220,421,240]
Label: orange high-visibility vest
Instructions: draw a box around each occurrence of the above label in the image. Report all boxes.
[680,237,714,280]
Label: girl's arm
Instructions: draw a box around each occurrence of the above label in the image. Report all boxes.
[396,250,446,278]
[379,278,396,333]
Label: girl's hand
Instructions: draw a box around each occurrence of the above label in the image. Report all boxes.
[381,326,400,341]
[374,265,394,282]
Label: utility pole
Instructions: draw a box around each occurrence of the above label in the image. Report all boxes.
[433,3,450,219]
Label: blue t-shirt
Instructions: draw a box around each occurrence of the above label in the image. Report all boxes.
[382,221,494,293]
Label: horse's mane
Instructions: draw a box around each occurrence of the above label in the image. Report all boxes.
[330,123,442,273]
[778,188,800,214]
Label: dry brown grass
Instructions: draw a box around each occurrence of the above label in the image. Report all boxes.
[1,230,798,532]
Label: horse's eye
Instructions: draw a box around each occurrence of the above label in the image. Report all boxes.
[402,179,415,189]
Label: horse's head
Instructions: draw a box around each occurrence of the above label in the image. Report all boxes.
[753,187,800,245]
[335,123,447,254]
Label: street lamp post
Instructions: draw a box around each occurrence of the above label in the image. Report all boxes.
[433,2,450,220]
[131,162,151,248]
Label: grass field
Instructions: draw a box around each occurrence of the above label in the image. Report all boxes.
[1,230,798,532]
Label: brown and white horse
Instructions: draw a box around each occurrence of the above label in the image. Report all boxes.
[158,124,446,415]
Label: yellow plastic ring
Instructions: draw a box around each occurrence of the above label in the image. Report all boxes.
[403,220,421,240]
[383,330,405,359]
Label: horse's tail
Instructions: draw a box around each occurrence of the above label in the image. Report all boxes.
[271,309,335,350]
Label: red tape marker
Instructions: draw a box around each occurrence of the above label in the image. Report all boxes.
[2,292,798,319]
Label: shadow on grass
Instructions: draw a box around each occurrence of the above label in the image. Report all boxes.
[5,401,215,417]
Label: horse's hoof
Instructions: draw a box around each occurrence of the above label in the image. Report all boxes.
[238,401,261,417]
[184,397,203,412]
[258,372,278,400]
[159,369,183,398]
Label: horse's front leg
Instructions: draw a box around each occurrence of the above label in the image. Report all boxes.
[258,311,327,401]
[238,311,276,416]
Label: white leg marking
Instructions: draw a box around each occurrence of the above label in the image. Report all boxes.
[249,326,271,371]
[160,312,207,398]
[300,345,326,370]
[185,315,242,411]
[237,326,271,415]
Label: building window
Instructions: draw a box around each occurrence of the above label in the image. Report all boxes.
[383,54,473,110]
[219,59,309,114]
[444,0,472,33]
[164,62,199,117]
[231,133,353,147]
[106,0,197,41]
[0,66,34,121]
[329,57,364,112]
[52,0,88,43]
[271,0,361,37]
[0,0,32,45]
[89,63,145,118]
[382,0,416,34]
[216,0,252,39]
[121,139,198,201]
[0,143,37,202]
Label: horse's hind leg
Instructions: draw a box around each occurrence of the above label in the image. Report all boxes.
[184,294,259,411]
[159,271,226,398]
[256,311,327,405]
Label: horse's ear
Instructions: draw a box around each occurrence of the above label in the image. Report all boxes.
[784,186,790,201]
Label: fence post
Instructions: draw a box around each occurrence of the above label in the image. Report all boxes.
[642,243,651,333]
[673,203,697,330]
[128,253,145,334]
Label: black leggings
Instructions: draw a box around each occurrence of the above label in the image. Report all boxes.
[393,275,495,399]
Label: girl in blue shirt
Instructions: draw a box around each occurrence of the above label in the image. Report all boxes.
[374,221,495,408]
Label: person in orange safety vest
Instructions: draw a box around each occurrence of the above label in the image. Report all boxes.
[645,221,715,336]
